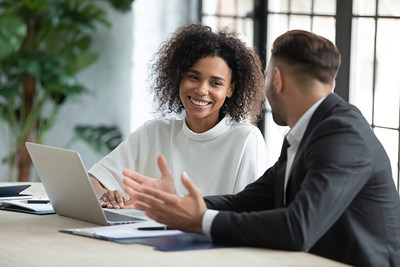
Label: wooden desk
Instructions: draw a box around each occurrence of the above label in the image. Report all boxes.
[0,183,349,267]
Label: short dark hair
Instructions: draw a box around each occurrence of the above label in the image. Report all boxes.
[271,30,341,85]
[149,23,265,123]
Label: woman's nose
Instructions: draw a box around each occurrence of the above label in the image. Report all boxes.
[195,82,209,95]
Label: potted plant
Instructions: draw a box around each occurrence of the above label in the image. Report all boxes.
[0,0,133,181]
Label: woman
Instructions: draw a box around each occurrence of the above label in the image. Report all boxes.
[89,23,267,208]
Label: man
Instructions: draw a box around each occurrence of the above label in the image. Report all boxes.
[123,30,400,266]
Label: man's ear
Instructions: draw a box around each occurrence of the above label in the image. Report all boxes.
[227,82,235,98]
[273,67,283,93]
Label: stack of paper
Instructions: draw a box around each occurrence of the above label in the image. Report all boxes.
[61,220,183,240]
[0,199,55,215]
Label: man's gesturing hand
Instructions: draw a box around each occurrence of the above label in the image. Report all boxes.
[125,171,207,234]
[122,155,177,195]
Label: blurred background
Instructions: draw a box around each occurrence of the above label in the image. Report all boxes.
[0,0,399,194]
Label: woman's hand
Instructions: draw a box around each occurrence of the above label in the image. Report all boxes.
[98,190,127,209]
[90,174,127,209]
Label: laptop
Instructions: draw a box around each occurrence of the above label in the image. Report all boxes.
[26,142,146,225]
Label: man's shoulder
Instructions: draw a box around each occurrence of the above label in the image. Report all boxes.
[312,94,367,130]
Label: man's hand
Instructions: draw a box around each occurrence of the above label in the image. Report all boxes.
[125,171,207,234]
[122,155,177,194]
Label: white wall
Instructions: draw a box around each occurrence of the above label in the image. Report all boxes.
[0,0,197,181]
[130,0,198,132]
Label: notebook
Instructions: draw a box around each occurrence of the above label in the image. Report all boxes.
[0,184,33,201]
[0,199,55,215]
[25,142,146,225]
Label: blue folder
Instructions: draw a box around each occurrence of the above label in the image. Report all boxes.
[60,229,233,251]
[112,233,232,251]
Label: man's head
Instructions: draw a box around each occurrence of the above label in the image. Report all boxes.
[271,29,341,85]
[265,30,341,126]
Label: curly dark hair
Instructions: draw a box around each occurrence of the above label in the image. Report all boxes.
[149,23,265,123]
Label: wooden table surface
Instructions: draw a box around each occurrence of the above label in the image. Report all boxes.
[0,182,349,267]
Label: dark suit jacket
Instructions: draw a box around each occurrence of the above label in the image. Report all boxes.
[205,93,400,266]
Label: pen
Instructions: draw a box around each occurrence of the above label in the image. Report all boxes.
[137,226,174,231]
[21,200,50,204]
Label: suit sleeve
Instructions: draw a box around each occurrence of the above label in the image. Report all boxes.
[207,117,373,251]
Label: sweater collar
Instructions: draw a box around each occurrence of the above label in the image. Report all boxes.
[182,116,232,141]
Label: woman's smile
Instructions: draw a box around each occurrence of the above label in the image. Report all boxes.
[189,96,211,107]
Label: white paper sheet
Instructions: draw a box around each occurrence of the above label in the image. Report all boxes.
[0,199,54,212]
[64,220,183,239]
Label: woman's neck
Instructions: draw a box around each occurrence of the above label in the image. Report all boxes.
[185,115,222,133]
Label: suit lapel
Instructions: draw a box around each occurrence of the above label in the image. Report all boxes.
[285,93,344,204]
[275,138,290,208]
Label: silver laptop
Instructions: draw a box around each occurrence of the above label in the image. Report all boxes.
[26,142,146,225]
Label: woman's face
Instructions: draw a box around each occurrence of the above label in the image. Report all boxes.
[179,56,234,133]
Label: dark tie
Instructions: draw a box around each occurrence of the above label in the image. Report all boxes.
[275,137,290,207]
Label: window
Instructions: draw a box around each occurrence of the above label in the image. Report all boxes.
[199,0,400,191]
[201,0,255,49]
[351,0,400,189]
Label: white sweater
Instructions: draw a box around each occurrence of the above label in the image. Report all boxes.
[88,116,267,196]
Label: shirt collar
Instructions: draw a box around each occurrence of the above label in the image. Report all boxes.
[182,115,232,141]
[286,97,326,147]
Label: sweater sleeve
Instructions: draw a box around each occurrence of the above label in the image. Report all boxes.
[88,125,144,193]
[232,126,268,193]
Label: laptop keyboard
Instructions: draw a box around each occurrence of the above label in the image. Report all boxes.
[103,210,144,223]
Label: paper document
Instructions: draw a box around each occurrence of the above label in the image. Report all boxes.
[0,195,33,202]
[62,220,184,240]
[0,199,54,215]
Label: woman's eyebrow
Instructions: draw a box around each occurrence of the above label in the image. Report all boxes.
[186,69,200,75]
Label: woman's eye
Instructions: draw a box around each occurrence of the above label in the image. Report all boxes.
[212,81,222,87]
[188,75,198,80]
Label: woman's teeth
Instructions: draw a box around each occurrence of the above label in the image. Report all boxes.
[190,99,209,106]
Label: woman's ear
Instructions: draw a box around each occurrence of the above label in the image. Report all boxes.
[227,82,235,98]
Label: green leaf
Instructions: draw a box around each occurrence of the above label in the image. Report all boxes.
[67,50,98,74]
[75,35,91,50]
[0,14,27,60]
[47,82,87,105]
[107,0,135,12]
[25,60,42,77]
[0,86,20,100]
[74,125,122,154]
[23,0,47,10]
